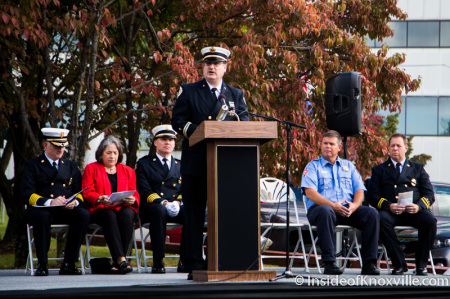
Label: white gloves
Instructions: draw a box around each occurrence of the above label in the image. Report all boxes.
[165,201,180,217]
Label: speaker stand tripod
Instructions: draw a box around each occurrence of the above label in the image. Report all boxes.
[247,112,306,281]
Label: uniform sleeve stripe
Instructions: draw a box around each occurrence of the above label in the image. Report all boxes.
[29,193,43,206]
[147,193,161,203]
[177,195,182,200]
[377,198,387,210]
[76,194,84,202]
[183,122,192,138]
[421,197,430,209]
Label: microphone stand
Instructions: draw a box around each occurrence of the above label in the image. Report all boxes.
[247,112,306,281]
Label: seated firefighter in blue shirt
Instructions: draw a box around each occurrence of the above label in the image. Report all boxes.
[301,130,380,275]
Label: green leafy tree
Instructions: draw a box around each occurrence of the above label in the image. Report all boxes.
[0,0,420,266]
[406,137,432,166]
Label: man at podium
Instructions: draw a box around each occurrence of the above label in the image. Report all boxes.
[172,45,249,279]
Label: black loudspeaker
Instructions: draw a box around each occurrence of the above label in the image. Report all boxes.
[325,72,361,137]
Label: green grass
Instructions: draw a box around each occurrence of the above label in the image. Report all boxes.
[0,212,180,269]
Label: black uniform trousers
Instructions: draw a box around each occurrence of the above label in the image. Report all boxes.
[26,207,90,265]
[181,173,208,272]
[139,204,185,262]
[90,207,137,261]
[307,205,379,265]
[379,209,436,269]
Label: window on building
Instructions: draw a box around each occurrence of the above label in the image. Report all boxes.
[375,22,407,48]
[378,99,406,134]
[439,97,450,135]
[406,97,438,135]
[408,21,440,47]
[441,21,450,47]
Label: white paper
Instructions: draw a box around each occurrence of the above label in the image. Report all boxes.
[398,191,413,205]
[108,190,136,203]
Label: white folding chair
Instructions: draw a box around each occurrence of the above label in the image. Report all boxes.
[26,224,85,275]
[301,196,363,273]
[377,226,436,275]
[84,223,141,273]
[138,214,182,273]
[259,177,309,272]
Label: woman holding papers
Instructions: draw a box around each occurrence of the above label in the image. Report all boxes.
[82,135,140,274]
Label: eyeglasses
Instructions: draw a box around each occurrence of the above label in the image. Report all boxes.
[204,61,226,66]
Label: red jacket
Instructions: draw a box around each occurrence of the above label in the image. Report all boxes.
[82,162,140,214]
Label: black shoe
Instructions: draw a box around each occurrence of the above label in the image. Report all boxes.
[151,260,166,274]
[118,260,133,274]
[187,273,193,280]
[361,263,380,275]
[177,260,188,273]
[59,262,83,275]
[415,267,428,276]
[35,263,49,276]
[324,262,344,275]
[391,265,408,275]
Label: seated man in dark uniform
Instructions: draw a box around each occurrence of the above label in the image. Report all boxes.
[136,125,185,274]
[369,133,436,275]
[21,128,90,276]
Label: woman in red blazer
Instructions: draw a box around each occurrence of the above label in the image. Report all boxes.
[82,135,140,274]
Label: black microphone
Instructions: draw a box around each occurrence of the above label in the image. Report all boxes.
[218,94,227,107]
[235,110,306,129]
[216,94,229,121]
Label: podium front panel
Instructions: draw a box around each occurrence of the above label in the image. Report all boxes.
[216,145,259,271]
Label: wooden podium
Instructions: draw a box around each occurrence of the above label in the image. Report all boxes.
[189,121,278,282]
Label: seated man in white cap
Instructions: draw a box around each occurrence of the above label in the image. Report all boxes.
[21,128,90,276]
[171,45,249,279]
[136,125,185,274]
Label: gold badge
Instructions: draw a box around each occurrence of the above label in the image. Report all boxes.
[210,47,216,53]
[411,178,416,186]
[342,166,349,171]
[60,132,65,138]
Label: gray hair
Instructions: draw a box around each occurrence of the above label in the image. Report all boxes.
[322,130,342,145]
[95,135,124,164]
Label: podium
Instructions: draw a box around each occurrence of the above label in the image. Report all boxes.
[189,121,278,282]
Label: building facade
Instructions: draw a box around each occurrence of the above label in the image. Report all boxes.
[370,0,450,182]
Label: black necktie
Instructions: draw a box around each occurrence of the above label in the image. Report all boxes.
[396,163,401,175]
[163,158,169,174]
[52,161,58,171]
[211,88,218,102]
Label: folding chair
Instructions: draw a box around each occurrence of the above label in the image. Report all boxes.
[138,214,183,273]
[84,223,141,273]
[259,177,309,272]
[26,223,85,275]
[301,196,363,273]
[377,226,436,275]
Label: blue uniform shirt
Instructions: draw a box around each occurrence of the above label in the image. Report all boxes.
[301,156,366,211]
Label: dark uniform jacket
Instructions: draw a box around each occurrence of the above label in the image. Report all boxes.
[171,78,249,176]
[136,154,182,207]
[21,153,84,207]
[368,159,434,211]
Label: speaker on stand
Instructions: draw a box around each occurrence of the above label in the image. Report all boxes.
[325,71,361,138]
[325,71,362,266]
